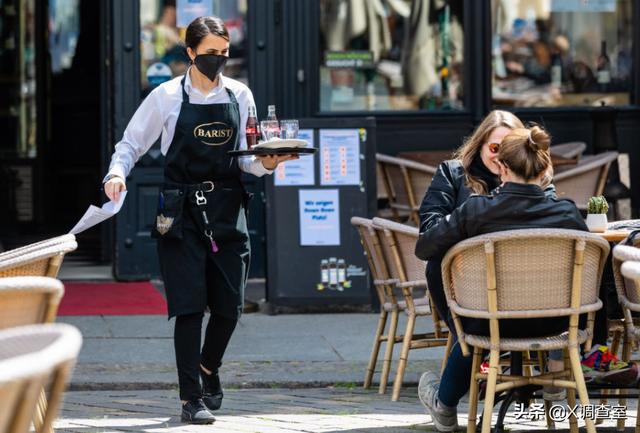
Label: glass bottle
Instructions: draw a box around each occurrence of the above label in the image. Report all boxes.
[597,40,611,93]
[328,258,338,289]
[246,105,260,148]
[261,104,280,141]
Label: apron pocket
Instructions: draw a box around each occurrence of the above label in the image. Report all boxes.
[151,189,185,239]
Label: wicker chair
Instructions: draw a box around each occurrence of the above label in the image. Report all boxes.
[611,244,640,432]
[442,229,609,433]
[0,277,65,433]
[550,141,587,160]
[371,217,450,401]
[553,151,619,211]
[0,234,77,278]
[0,323,82,433]
[376,154,437,226]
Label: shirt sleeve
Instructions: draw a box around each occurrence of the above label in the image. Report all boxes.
[236,86,273,177]
[415,202,469,261]
[103,88,165,182]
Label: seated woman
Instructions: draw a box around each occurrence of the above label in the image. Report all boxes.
[418,110,554,323]
[414,126,587,432]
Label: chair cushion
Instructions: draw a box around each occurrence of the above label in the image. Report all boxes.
[464,329,590,351]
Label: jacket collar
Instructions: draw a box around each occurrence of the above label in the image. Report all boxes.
[496,182,545,197]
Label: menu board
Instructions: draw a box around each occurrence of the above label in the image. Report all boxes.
[274,129,315,186]
[319,129,361,186]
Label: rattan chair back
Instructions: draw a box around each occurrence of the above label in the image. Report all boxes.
[0,277,65,329]
[553,152,618,210]
[372,217,426,283]
[0,324,82,433]
[613,244,640,308]
[550,141,587,160]
[0,235,77,278]
[351,217,398,306]
[442,229,609,320]
[376,153,437,225]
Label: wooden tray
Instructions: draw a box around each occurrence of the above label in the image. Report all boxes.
[228,147,316,157]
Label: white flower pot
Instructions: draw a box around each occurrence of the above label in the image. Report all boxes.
[586,213,608,233]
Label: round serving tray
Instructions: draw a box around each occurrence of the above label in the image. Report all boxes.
[228,147,317,157]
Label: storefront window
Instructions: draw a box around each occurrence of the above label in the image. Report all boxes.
[319,0,465,112]
[492,0,633,108]
[0,0,37,158]
[140,0,248,97]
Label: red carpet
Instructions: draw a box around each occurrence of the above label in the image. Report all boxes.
[58,282,167,316]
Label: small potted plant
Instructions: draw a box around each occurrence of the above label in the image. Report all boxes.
[586,195,609,232]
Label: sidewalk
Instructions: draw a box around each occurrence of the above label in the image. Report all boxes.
[55,388,637,432]
[54,312,638,432]
[57,312,445,389]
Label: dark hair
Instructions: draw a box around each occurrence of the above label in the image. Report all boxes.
[185,16,229,49]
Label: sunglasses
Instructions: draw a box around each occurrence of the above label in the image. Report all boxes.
[488,142,500,154]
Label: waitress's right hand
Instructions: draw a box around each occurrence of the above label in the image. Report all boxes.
[104,176,127,202]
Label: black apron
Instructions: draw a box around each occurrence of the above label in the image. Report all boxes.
[153,76,250,320]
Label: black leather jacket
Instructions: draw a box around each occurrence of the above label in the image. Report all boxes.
[415,182,588,261]
[418,160,556,233]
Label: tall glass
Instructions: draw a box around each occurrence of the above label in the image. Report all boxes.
[279,120,299,139]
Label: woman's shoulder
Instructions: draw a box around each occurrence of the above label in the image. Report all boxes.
[150,75,184,99]
[437,159,465,179]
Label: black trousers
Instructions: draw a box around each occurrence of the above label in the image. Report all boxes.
[174,312,237,401]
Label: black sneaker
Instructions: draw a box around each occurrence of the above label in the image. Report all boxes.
[201,368,224,411]
[181,398,215,424]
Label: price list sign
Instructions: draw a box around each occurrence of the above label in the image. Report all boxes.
[319,129,361,186]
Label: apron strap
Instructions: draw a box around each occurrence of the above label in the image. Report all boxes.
[224,87,238,105]
[180,75,189,103]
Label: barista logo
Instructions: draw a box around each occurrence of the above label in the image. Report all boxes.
[193,122,234,146]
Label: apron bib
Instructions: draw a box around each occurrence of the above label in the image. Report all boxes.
[154,75,250,319]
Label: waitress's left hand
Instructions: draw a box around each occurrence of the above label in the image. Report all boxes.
[257,154,299,170]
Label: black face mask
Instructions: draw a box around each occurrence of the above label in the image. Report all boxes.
[193,54,228,81]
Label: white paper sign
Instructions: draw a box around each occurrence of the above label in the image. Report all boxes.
[177,0,213,28]
[69,192,128,235]
[274,129,315,186]
[320,129,361,186]
[299,189,340,246]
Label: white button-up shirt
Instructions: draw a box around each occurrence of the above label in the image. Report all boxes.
[105,70,271,182]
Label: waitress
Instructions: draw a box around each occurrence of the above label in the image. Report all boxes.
[103,16,295,424]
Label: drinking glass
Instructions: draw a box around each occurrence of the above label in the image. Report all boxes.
[280,119,299,139]
[260,120,280,141]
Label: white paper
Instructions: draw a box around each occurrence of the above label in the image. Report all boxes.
[69,192,128,235]
[274,129,316,186]
[299,189,340,246]
[319,129,361,186]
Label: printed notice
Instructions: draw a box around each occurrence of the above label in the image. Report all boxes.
[320,129,360,186]
[299,189,340,246]
[274,129,315,186]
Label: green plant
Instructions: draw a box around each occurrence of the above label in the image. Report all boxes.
[587,196,609,214]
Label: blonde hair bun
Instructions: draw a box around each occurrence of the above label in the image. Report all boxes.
[528,126,551,152]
